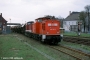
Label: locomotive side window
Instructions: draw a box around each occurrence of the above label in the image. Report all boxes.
[42,23,45,30]
[0,22,2,27]
[27,22,31,25]
[38,19,42,22]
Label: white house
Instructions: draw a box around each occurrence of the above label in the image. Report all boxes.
[63,12,80,32]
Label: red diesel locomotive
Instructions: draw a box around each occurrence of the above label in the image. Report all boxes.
[25,16,62,44]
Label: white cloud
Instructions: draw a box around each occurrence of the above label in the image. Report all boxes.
[0,0,90,23]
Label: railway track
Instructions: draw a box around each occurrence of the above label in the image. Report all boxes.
[49,45,90,60]
[64,36,90,39]
[63,36,90,46]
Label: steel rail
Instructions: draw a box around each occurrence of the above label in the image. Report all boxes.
[49,45,90,60]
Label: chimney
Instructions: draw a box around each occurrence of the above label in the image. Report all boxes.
[69,11,71,15]
[0,13,2,17]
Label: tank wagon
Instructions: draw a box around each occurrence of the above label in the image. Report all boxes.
[25,17,62,44]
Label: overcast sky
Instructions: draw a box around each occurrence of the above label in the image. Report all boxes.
[0,0,90,24]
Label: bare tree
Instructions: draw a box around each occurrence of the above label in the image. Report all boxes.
[58,16,64,28]
[79,11,87,32]
[85,5,90,32]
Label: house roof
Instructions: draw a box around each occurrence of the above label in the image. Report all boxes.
[0,15,7,22]
[64,12,80,21]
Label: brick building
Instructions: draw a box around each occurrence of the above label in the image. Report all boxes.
[0,13,7,34]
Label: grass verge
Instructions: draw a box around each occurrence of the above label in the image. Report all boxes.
[0,34,49,60]
[63,32,90,37]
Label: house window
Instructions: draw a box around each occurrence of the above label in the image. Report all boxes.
[69,22,70,25]
[72,22,73,25]
[0,22,2,27]
[0,22,2,25]
[64,21,66,25]
[0,18,1,20]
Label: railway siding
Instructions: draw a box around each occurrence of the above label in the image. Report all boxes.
[63,36,90,46]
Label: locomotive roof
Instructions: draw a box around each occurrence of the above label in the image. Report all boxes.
[36,16,58,20]
[36,17,50,20]
[27,21,34,23]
